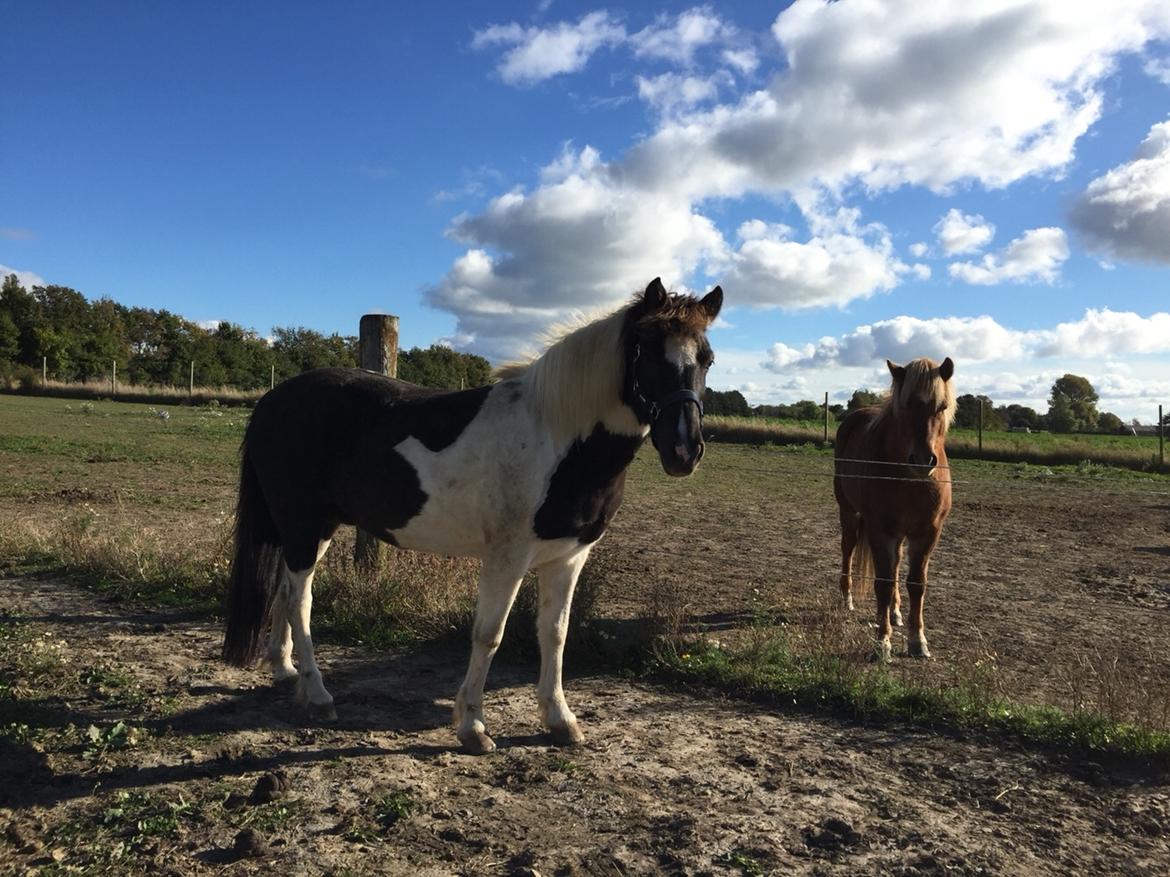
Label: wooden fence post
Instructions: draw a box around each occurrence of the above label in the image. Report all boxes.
[1160,404,1164,470]
[354,314,399,570]
[112,361,117,396]
[823,392,829,444]
[189,361,194,397]
[978,398,983,456]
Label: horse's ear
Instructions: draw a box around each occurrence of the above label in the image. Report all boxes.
[643,277,668,310]
[887,359,906,382]
[699,286,723,322]
[939,357,954,381]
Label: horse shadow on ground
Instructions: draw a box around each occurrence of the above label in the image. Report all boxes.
[0,634,573,812]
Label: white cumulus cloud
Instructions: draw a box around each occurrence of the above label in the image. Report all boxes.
[948,227,1069,285]
[472,11,625,85]
[933,208,995,255]
[1070,118,1170,264]
[0,264,46,289]
[761,308,1170,373]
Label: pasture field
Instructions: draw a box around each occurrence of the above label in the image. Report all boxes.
[706,414,1169,472]
[3,393,1170,874]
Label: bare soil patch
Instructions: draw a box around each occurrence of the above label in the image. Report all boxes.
[3,575,1169,876]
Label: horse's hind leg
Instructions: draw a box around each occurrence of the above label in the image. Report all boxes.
[286,538,336,720]
[266,573,296,684]
[536,549,590,746]
[838,509,859,611]
[454,553,527,754]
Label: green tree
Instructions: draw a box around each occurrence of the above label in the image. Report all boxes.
[847,389,882,412]
[997,403,1042,431]
[1047,394,1078,434]
[0,274,37,364]
[1048,374,1099,432]
[1097,412,1124,433]
[954,394,1003,429]
[0,310,18,362]
[703,388,751,416]
[397,345,491,390]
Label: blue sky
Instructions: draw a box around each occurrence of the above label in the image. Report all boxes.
[3,1,1170,420]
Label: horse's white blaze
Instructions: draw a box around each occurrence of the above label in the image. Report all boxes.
[664,336,698,373]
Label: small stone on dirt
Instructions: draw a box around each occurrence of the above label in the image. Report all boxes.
[250,770,291,803]
[233,828,268,859]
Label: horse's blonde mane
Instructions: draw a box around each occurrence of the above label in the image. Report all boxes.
[495,304,635,445]
[874,358,957,430]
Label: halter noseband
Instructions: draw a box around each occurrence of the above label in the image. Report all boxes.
[630,343,705,423]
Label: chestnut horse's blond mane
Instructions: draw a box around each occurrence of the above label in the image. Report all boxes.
[873,357,957,431]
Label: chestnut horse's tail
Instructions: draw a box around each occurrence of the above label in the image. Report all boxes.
[222,450,283,667]
[852,517,874,594]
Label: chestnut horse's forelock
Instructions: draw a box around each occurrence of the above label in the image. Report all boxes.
[876,358,957,431]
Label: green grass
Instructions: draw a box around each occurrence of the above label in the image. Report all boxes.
[660,637,1170,767]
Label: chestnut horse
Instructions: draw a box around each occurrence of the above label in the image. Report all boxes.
[834,357,955,661]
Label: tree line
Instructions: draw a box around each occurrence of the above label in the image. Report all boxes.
[705,374,1141,434]
[0,274,490,392]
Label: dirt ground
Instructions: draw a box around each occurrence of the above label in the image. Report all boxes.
[3,574,1169,876]
[589,456,1170,716]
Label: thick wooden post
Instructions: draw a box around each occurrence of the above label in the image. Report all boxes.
[354,314,399,569]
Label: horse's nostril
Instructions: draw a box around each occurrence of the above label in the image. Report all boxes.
[928,454,938,468]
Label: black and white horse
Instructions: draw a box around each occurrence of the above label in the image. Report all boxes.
[222,278,723,753]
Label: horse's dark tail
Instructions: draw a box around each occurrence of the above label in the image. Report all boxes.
[222,451,282,667]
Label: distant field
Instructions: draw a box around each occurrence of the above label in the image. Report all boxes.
[705,414,1168,473]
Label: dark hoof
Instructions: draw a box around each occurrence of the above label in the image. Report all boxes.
[547,722,585,747]
[458,729,496,755]
[305,700,338,722]
[869,641,893,664]
[907,641,932,659]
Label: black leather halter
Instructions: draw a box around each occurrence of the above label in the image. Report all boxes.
[629,343,704,423]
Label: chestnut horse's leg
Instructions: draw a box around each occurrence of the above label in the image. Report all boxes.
[838,508,859,611]
[870,535,903,662]
[905,532,940,658]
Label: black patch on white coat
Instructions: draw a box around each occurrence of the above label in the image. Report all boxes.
[534,424,645,544]
[244,368,490,568]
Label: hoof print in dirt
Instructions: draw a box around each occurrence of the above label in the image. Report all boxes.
[250,770,292,804]
[233,828,269,859]
[803,817,862,851]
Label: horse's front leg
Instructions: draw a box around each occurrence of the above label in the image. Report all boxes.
[454,553,527,754]
[536,548,590,746]
[905,534,940,658]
